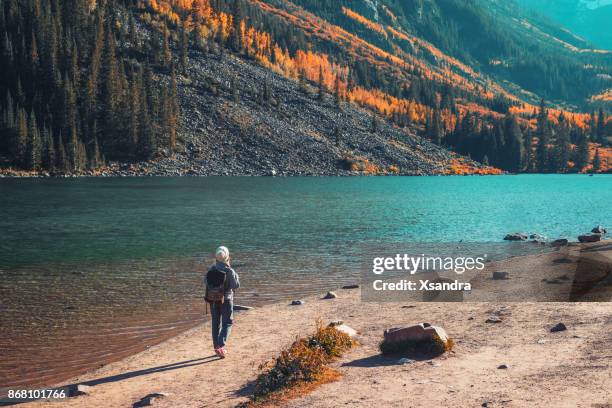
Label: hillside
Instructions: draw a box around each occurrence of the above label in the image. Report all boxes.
[0,0,610,176]
[515,0,612,50]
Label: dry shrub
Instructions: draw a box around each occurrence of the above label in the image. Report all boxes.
[252,321,355,402]
[379,333,453,357]
[308,321,354,359]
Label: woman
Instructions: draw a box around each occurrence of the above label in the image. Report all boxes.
[205,246,240,358]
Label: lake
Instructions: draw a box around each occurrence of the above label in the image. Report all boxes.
[0,175,610,388]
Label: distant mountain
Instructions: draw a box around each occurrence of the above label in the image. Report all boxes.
[515,0,612,49]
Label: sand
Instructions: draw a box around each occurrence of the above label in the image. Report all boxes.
[15,244,612,408]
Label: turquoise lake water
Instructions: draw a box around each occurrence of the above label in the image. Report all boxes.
[0,174,610,387]
[1,175,610,268]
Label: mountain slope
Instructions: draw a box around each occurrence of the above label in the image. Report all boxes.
[0,0,609,176]
[515,0,612,50]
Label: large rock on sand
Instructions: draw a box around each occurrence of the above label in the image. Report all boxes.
[578,234,601,243]
[383,323,449,349]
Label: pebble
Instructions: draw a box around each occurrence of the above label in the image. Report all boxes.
[291,300,305,306]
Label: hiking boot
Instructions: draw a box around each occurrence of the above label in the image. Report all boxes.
[218,347,226,358]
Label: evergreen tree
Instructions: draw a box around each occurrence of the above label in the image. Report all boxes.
[575,134,590,172]
[592,149,602,173]
[596,108,606,144]
[317,65,324,101]
[26,111,42,170]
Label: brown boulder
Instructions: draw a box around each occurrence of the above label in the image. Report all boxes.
[383,323,449,345]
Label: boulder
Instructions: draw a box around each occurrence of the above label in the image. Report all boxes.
[383,323,449,345]
[323,291,337,299]
[492,271,510,280]
[591,226,607,234]
[290,300,305,306]
[578,234,601,243]
[551,239,569,247]
[504,233,528,241]
[550,322,567,333]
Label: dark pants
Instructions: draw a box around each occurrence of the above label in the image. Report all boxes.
[210,298,233,348]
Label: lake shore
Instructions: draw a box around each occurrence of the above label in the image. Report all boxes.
[16,242,611,408]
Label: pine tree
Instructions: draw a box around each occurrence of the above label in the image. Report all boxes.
[42,127,55,170]
[575,134,590,172]
[26,111,42,170]
[16,107,28,166]
[592,149,602,173]
[596,108,606,144]
[317,65,324,101]
[180,24,189,74]
[371,112,379,133]
[229,0,244,53]
[334,126,340,147]
[334,74,341,108]
[298,69,308,95]
[504,114,523,172]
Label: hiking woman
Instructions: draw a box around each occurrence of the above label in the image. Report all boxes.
[205,246,240,358]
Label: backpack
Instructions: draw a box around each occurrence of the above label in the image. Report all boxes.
[205,266,227,304]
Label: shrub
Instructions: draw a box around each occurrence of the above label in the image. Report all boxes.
[252,321,355,401]
[254,339,327,398]
[308,321,354,359]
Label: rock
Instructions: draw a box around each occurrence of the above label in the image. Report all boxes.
[323,291,337,299]
[334,324,357,338]
[550,323,567,333]
[497,364,509,369]
[67,384,92,397]
[342,284,360,289]
[529,233,547,242]
[504,233,528,241]
[397,358,415,365]
[578,234,601,243]
[486,316,502,323]
[290,300,305,306]
[383,323,449,345]
[328,320,344,327]
[492,271,510,280]
[592,225,607,234]
[551,239,569,247]
[133,392,170,407]
[233,304,254,311]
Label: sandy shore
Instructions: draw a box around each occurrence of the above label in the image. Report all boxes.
[13,244,612,407]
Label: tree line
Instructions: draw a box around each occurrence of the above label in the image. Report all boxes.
[0,0,180,172]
